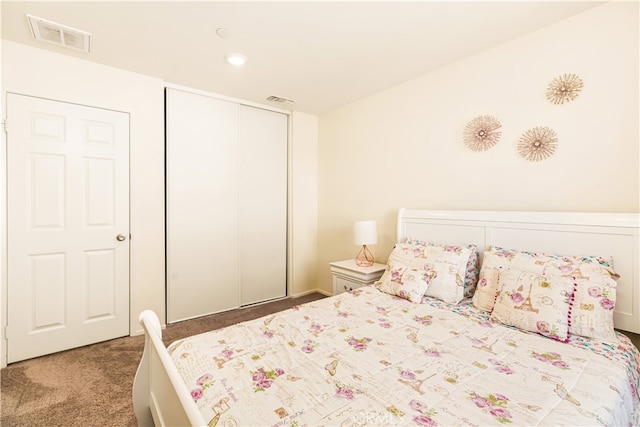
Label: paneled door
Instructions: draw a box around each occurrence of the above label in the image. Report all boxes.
[6,93,130,363]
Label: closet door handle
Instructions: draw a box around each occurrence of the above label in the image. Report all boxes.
[116,234,126,242]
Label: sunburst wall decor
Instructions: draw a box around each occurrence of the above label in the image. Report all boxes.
[463,115,502,151]
[517,127,558,162]
[545,73,583,105]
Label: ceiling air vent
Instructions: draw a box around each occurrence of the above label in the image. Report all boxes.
[27,14,91,53]
[266,95,295,105]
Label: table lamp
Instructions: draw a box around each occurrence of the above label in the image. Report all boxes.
[354,220,377,266]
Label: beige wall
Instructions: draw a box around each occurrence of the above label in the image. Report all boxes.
[290,111,321,296]
[317,2,640,293]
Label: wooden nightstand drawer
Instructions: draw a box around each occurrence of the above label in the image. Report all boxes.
[334,275,364,294]
[330,259,386,295]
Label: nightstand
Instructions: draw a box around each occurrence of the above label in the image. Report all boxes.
[329,259,386,295]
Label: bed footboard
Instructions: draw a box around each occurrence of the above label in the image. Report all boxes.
[132,310,207,427]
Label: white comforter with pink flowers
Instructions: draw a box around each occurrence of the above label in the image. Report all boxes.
[169,285,640,426]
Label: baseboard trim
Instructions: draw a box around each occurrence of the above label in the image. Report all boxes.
[290,288,332,298]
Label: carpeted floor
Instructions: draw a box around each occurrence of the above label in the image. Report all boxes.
[0,292,326,427]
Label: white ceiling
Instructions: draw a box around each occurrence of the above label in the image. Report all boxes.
[1,1,604,114]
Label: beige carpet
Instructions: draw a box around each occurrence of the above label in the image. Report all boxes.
[0,293,326,427]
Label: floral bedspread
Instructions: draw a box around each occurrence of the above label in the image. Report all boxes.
[168,285,640,426]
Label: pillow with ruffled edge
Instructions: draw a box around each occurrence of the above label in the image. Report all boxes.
[376,261,434,303]
[472,246,575,312]
[472,246,617,317]
[377,242,472,304]
[405,239,479,298]
[570,262,619,342]
[490,269,576,342]
[472,246,620,342]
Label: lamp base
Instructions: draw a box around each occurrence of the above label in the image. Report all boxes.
[355,245,374,267]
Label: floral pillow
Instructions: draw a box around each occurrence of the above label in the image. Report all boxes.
[405,239,479,298]
[472,246,619,342]
[570,262,619,342]
[377,242,473,304]
[490,269,576,342]
[376,261,434,303]
[472,247,574,312]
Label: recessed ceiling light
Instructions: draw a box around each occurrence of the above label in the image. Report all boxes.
[216,28,230,38]
[225,54,246,66]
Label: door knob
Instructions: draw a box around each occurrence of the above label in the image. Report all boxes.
[116,234,126,241]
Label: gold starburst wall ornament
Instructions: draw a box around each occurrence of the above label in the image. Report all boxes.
[517,127,558,162]
[545,73,583,105]
[463,115,502,151]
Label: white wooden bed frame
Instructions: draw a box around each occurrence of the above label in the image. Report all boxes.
[133,208,639,426]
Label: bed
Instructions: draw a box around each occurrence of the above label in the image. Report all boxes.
[133,208,640,426]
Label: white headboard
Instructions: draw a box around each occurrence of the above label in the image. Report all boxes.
[397,208,640,333]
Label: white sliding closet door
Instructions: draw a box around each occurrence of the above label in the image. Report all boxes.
[166,89,240,322]
[239,106,288,306]
[166,89,288,322]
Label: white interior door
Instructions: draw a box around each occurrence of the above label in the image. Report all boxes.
[6,93,130,363]
[239,106,288,306]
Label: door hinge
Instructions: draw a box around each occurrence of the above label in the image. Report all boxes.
[4,325,8,340]
[2,119,7,133]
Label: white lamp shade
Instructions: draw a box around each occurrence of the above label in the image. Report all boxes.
[353,220,377,245]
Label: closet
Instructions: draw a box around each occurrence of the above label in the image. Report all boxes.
[166,88,288,323]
